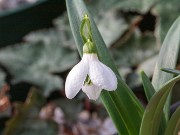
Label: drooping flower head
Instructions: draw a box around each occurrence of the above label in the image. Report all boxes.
[65,40,117,100]
[65,14,117,100]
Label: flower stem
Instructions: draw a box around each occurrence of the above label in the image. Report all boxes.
[80,14,93,43]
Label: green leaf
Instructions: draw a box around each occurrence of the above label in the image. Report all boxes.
[141,71,156,101]
[97,9,128,47]
[122,55,157,88]
[141,71,167,134]
[86,0,121,15]
[161,68,180,76]
[87,0,153,14]
[112,34,158,67]
[66,0,144,134]
[141,0,157,12]
[155,0,180,39]
[113,0,147,12]
[152,16,180,90]
[164,107,180,135]
[0,30,78,95]
[151,16,180,119]
[140,75,180,135]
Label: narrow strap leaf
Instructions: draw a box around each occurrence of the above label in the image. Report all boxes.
[152,16,180,120]
[141,71,167,134]
[164,107,180,135]
[140,75,180,135]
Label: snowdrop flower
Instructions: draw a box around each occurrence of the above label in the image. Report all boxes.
[65,40,117,100]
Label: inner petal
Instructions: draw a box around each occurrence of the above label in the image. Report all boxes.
[82,84,102,100]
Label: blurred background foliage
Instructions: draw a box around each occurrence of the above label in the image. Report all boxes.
[0,0,179,135]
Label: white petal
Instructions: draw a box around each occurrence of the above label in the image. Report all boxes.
[65,60,88,99]
[82,84,102,100]
[89,57,117,91]
[82,53,99,61]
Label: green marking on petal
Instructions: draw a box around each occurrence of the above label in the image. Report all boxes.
[84,75,92,85]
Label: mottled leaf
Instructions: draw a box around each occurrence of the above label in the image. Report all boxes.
[0,30,78,95]
[112,34,158,67]
[156,0,180,39]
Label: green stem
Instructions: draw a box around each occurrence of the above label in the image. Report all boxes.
[80,14,93,43]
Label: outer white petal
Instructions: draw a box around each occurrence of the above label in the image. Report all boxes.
[88,55,117,91]
[65,60,88,99]
[82,84,102,100]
